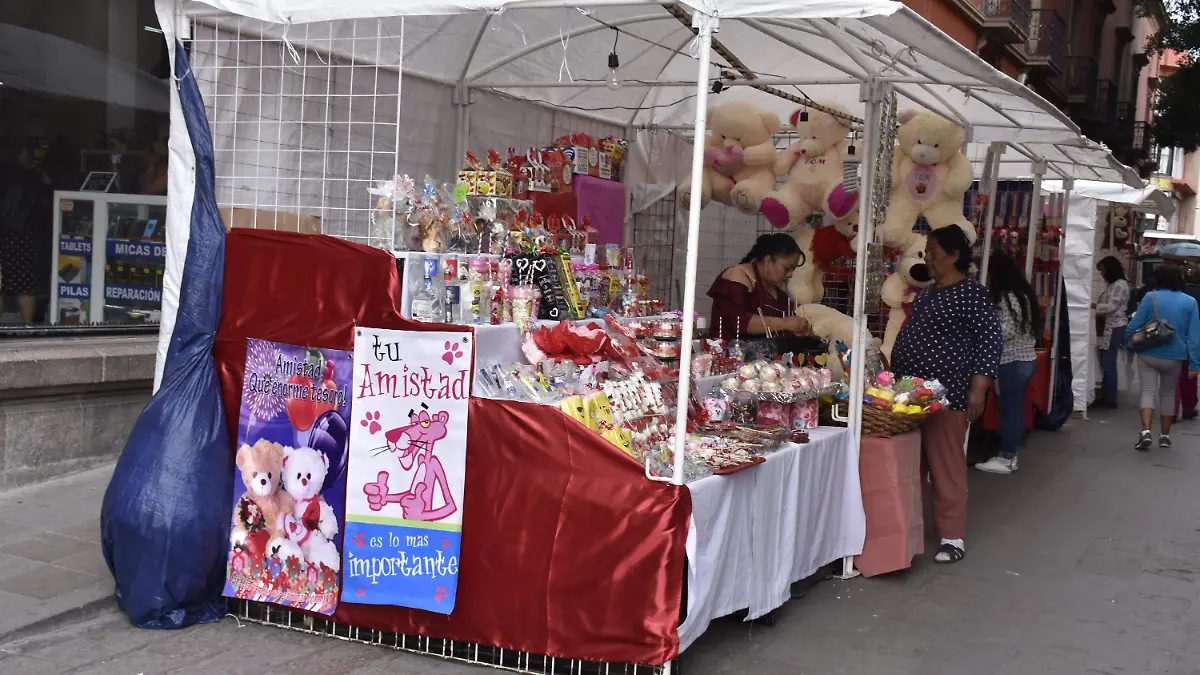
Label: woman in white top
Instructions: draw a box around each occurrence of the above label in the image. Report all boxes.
[976,253,1041,475]
[1092,256,1130,409]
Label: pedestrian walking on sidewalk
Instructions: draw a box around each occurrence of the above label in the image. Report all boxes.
[891,226,1002,565]
[1177,265,1200,420]
[1125,264,1200,451]
[1092,256,1130,409]
[975,252,1040,475]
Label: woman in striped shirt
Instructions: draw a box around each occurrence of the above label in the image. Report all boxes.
[975,253,1041,475]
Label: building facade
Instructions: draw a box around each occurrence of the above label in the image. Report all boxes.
[902,0,1198,233]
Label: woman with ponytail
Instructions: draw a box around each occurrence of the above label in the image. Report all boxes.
[708,232,811,339]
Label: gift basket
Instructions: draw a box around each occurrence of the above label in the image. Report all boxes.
[858,372,947,437]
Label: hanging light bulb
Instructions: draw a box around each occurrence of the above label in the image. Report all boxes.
[605,28,621,91]
[606,52,621,90]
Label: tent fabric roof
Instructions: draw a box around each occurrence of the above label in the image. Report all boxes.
[184,0,903,24]
[1043,179,1176,217]
[180,0,1147,189]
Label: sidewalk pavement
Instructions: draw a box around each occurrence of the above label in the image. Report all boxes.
[4,400,1200,674]
[0,464,117,643]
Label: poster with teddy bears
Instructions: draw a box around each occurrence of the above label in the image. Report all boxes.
[342,327,472,614]
[223,339,353,615]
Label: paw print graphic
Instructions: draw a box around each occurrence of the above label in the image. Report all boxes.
[442,341,464,366]
[351,532,367,549]
[441,538,450,550]
[360,411,382,435]
[434,585,448,602]
[356,587,366,598]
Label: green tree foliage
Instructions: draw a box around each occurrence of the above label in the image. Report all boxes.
[1143,0,1200,151]
[1151,62,1200,152]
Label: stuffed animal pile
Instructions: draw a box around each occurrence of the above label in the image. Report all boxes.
[777,108,979,372]
[230,440,341,574]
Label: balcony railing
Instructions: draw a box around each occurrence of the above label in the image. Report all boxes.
[982,0,1033,43]
[1131,121,1152,157]
[1065,57,1098,101]
[1027,9,1066,73]
[1094,80,1118,120]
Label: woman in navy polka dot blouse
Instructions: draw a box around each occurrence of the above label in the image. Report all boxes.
[891,225,1002,565]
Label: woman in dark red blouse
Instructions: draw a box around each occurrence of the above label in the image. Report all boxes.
[708,233,811,339]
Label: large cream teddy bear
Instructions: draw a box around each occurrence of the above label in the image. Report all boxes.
[796,302,878,382]
[680,100,781,215]
[875,110,976,250]
[761,103,853,230]
[880,233,934,360]
[677,131,735,209]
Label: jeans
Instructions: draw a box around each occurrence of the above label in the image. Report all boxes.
[1099,329,1123,405]
[997,360,1037,458]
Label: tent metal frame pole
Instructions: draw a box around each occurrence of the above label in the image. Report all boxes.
[1024,160,1047,280]
[669,11,717,487]
[1047,181,1072,412]
[740,19,869,78]
[776,17,970,128]
[464,76,866,89]
[979,141,1006,285]
[838,77,884,582]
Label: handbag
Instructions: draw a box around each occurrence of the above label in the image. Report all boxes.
[1127,292,1176,352]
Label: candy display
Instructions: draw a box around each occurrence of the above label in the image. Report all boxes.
[863,373,948,416]
[715,360,837,402]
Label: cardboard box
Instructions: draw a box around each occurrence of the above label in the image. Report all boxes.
[220,207,322,236]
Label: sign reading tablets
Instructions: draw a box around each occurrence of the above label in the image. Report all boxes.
[342,327,472,613]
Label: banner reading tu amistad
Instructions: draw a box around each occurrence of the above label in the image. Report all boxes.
[343,327,472,613]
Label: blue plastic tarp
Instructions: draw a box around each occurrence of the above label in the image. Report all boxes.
[100,42,234,629]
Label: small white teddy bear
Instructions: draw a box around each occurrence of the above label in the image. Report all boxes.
[283,445,339,539]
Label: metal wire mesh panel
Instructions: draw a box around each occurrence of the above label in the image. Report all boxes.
[631,192,678,310]
[188,19,411,244]
[187,17,622,249]
[228,599,665,675]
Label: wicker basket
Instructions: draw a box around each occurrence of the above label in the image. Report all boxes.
[861,405,925,437]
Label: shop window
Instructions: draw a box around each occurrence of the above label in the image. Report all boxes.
[0,0,169,332]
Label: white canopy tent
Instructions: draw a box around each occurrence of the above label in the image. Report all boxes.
[154,0,1143,486]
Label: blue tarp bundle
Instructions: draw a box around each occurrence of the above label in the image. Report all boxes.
[100,43,234,629]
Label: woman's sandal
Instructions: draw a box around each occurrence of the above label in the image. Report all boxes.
[933,543,965,564]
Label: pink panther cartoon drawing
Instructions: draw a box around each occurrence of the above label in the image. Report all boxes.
[362,407,457,522]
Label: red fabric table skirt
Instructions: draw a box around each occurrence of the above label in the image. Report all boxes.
[982,350,1050,432]
[212,230,691,665]
[856,432,924,577]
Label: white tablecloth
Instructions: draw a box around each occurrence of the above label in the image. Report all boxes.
[677,426,865,652]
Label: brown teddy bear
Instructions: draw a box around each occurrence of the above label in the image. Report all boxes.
[680,101,781,215]
[761,102,853,230]
[230,439,294,560]
[876,110,975,250]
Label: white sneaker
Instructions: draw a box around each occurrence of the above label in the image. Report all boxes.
[974,456,1014,474]
[1136,431,1152,452]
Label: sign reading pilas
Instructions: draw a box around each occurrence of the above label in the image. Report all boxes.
[342,327,472,613]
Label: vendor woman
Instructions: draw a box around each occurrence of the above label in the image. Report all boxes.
[890,225,1002,566]
[708,233,812,339]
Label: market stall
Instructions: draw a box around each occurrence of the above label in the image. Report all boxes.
[1039,180,1173,413]
[99,0,1165,672]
